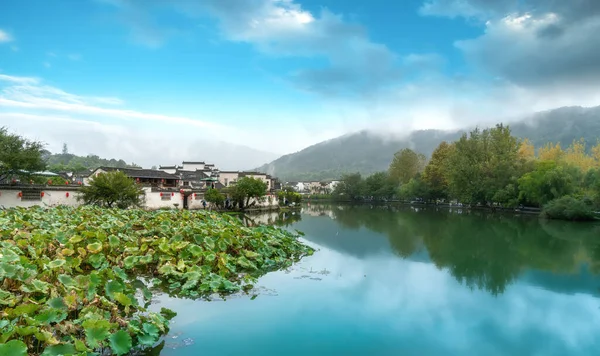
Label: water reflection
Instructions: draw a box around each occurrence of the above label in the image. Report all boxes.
[151,204,600,356]
[297,204,600,296]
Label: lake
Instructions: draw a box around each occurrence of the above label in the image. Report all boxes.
[149,204,600,355]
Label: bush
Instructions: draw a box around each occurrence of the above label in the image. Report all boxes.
[205,188,225,208]
[541,196,597,221]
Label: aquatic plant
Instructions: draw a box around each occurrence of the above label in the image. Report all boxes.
[0,206,313,355]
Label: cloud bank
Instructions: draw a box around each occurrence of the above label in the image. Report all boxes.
[99,0,600,133]
[0,75,284,169]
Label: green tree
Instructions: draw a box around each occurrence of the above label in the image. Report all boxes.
[79,171,144,208]
[205,188,225,209]
[398,176,428,201]
[227,177,267,209]
[278,187,302,205]
[0,127,46,182]
[364,172,396,200]
[447,124,521,205]
[518,161,579,207]
[333,173,365,201]
[388,148,426,185]
[422,141,454,201]
[541,196,596,221]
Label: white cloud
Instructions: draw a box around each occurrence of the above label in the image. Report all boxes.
[0,73,347,168]
[43,62,51,68]
[67,53,82,61]
[0,74,40,85]
[0,29,12,43]
[421,0,600,89]
[99,0,411,97]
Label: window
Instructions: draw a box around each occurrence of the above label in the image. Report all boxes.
[21,190,42,201]
[224,178,228,186]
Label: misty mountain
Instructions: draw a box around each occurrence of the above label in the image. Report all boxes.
[186,140,280,171]
[258,106,600,181]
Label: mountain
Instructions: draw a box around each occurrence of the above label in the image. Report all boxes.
[258,106,600,181]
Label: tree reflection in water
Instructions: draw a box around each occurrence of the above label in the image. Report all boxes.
[294,204,600,296]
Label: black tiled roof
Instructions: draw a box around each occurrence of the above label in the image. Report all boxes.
[239,172,267,177]
[96,167,178,179]
[179,171,210,180]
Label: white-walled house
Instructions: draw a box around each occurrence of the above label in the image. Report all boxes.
[181,161,205,171]
[158,165,180,174]
[86,167,180,188]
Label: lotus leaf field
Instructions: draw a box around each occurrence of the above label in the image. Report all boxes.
[0,206,314,355]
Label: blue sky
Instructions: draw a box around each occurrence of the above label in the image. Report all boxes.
[1,0,599,168]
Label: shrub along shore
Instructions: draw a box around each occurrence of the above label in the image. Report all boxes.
[0,206,314,355]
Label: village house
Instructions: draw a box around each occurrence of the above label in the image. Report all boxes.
[2,161,282,211]
[158,165,179,174]
[218,171,239,187]
[86,167,179,187]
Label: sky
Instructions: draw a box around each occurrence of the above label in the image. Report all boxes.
[1,0,600,169]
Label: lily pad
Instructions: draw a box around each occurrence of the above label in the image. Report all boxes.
[0,340,27,356]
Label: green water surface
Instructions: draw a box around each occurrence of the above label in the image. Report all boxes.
[152,204,600,356]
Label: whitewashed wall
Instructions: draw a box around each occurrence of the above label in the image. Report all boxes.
[182,163,205,171]
[1,186,278,211]
[218,172,239,187]
[142,188,183,210]
[187,193,206,210]
[0,188,81,209]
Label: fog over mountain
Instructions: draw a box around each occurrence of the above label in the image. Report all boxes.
[257,106,600,181]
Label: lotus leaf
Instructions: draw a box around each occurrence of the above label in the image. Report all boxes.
[0,206,313,355]
[86,242,102,254]
[40,344,76,356]
[82,319,111,348]
[0,340,27,356]
[108,330,132,356]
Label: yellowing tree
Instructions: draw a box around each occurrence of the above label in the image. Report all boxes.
[518,138,535,161]
[564,139,595,172]
[538,142,564,162]
[422,141,454,200]
[388,148,426,185]
[592,141,600,166]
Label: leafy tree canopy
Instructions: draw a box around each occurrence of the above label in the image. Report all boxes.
[225,177,267,209]
[205,188,225,209]
[0,127,46,182]
[79,171,144,209]
[388,148,426,185]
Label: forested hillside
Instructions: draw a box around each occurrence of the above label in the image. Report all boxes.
[258,106,600,181]
[44,144,140,173]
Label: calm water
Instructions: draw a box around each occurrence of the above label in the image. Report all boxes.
[150,204,600,356]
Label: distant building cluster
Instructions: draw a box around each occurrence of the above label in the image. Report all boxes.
[283,180,339,194]
[84,161,280,191]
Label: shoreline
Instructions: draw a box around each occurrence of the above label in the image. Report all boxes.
[305,199,542,214]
